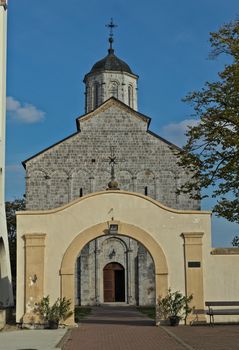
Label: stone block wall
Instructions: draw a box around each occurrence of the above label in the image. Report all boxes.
[84,71,138,113]
[76,236,155,306]
[25,102,199,211]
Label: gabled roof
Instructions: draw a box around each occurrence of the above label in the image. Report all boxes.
[22,131,80,168]
[76,97,151,130]
[23,97,181,167]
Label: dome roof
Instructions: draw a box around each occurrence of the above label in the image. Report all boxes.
[90,48,133,75]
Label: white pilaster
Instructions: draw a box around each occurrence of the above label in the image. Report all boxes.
[0,0,13,306]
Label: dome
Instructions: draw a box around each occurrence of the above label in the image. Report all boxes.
[90,48,133,75]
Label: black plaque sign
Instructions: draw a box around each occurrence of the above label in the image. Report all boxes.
[188,261,201,268]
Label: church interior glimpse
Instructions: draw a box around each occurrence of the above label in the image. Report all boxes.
[75,235,155,306]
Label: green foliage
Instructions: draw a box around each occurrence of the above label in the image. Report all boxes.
[178,19,239,234]
[232,235,239,247]
[158,289,193,321]
[5,198,25,297]
[137,306,155,319]
[36,296,72,323]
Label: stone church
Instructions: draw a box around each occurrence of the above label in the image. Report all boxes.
[22,35,199,307]
[16,30,239,326]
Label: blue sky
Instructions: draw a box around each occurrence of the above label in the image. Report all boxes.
[5,0,239,246]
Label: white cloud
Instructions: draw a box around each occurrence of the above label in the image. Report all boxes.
[7,96,45,123]
[160,119,199,147]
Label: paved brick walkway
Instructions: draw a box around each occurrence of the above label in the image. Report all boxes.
[167,325,239,350]
[63,306,185,350]
[63,306,239,350]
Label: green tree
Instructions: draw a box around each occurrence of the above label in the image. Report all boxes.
[232,235,239,247]
[178,19,239,245]
[5,198,25,296]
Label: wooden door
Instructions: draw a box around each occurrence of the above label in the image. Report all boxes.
[103,268,115,302]
[103,263,125,302]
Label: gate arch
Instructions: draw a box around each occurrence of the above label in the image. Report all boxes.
[60,221,168,325]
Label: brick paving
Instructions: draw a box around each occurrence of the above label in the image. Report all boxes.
[63,306,239,350]
[63,305,185,350]
[167,325,239,350]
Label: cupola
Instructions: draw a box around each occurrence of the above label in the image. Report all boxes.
[83,19,138,113]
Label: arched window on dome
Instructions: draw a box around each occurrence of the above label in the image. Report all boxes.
[128,85,133,108]
[109,81,118,99]
[94,83,100,109]
[85,85,89,113]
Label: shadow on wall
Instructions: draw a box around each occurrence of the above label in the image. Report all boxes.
[0,276,12,307]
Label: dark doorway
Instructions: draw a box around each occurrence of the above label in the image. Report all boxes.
[103,263,125,302]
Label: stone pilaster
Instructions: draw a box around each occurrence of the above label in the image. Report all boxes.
[23,233,46,325]
[126,244,133,304]
[155,273,168,325]
[182,232,206,324]
[60,268,75,325]
[94,238,101,304]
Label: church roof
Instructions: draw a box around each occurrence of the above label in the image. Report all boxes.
[22,98,181,168]
[88,48,135,75]
[76,97,150,127]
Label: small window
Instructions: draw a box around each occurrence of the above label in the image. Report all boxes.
[80,188,83,197]
[109,81,118,98]
[144,186,148,196]
[85,86,88,113]
[94,83,99,109]
[128,85,133,108]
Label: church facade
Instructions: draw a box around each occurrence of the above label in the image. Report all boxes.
[16,36,239,326]
[22,43,199,307]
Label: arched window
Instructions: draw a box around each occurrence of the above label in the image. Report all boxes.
[109,81,118,98]
[144,186,148,196]
[128,85,133,108]
[94,83,99,109]
[85,85,88,113]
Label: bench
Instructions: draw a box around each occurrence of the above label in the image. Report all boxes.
[205,301,239,325]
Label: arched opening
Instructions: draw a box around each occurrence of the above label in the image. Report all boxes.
[75,234,156,306]
[109,81,118,98]
[61,221,168,325]
[84,85,88,113]
[136,170,156,199]
[128,85,133,108]
[103,262,125,302]
[94,83,100,109]
[144,186,148,196]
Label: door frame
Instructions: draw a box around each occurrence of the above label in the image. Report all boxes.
[103,262,125,302]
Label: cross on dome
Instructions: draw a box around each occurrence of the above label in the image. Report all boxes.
[105,18,118,51]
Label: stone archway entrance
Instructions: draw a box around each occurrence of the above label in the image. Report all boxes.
[17,191,210,326]
[103,262,125,302]
[60,221,169,325]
